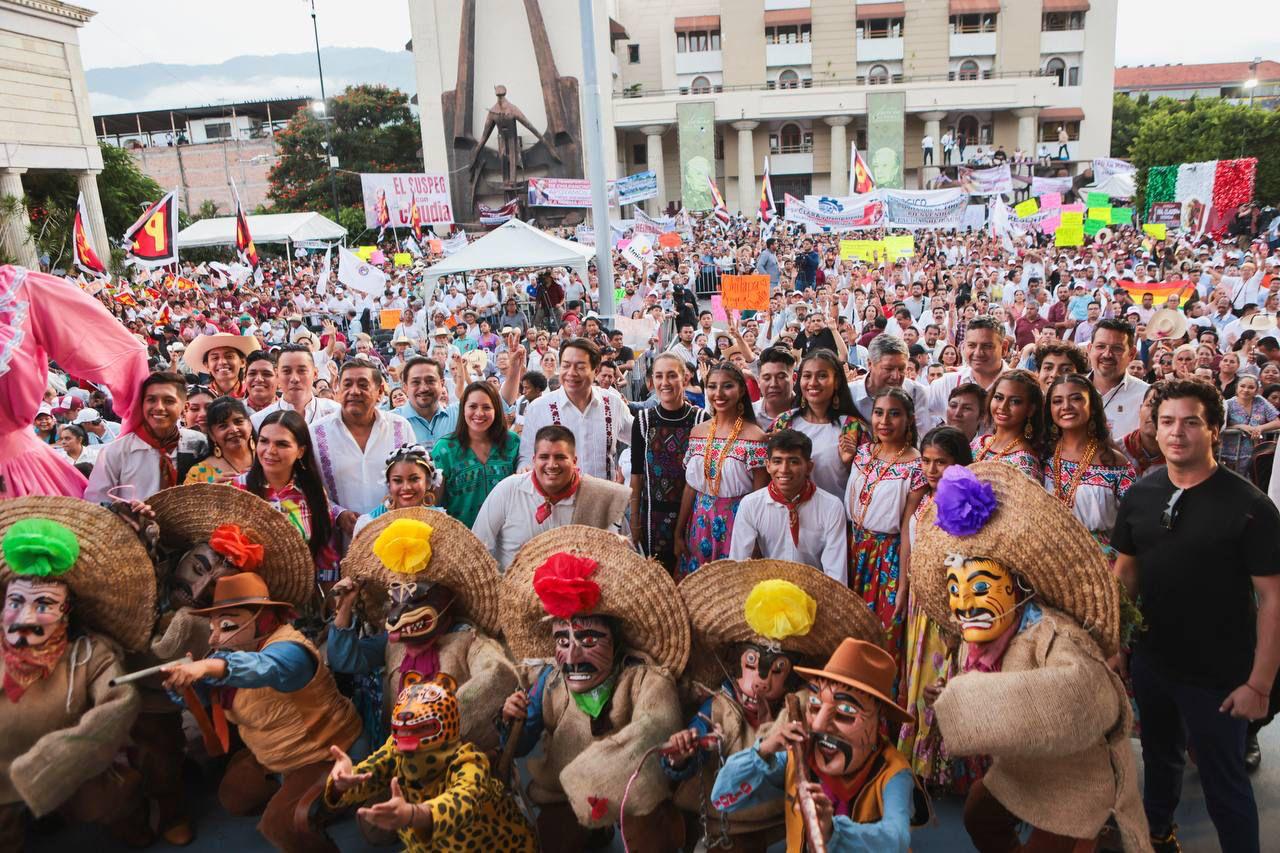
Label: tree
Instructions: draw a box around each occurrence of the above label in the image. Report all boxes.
[267,83,421,226]
[1109,91,1151,160]
[1127,97,1280,210]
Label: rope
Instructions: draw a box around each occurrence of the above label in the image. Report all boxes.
[620,733,721,853]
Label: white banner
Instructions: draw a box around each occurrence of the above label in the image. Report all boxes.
[614,171,658,205]
[958,164,1012,197]
[442,232,469,256]
[880,188,968,230]
[337,246,388,296]
[1030,176,1073,197]
[527,177,593,208]
[316,244,332,296]
[477,200,519,225]
[1092,157,1136,187]
[621,233,657,269]
[786,193,885,232]
[962,204,987,232]
[359,173,453,227]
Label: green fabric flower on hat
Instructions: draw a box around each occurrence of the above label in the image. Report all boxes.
[2,519,79,578]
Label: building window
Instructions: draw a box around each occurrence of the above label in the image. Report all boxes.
[770,123,813,154]
[867,65,890,85]
[765,24,811,45]
[632,143,647,166]
[958,60,980,81]
[1042,12,1085,31]
[628,44,640,63]
[778,69,800,89]
[690,76,712,94]
[1067,66,1080,86]
[956,115,979,145]
[1039,121,1080,142]
[857,18,904,39]
[205,122,232,140]
[1045,57,1066,86]
[950,14,997,34]
[677,29,720,53]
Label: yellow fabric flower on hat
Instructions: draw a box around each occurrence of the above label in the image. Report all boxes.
[744,579,815,641]
[373,518,434,576]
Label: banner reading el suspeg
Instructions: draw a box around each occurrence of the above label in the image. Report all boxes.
[360,173,454,228]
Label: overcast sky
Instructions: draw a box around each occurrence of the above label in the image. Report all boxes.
[76,0,1274,71]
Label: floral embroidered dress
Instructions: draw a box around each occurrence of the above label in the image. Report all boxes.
[1043,457,1136,562]
[969,435,1042,482]
[845,443,924,656]
[631,403,707,573]
[0,266,148,498]
[231,474,343,583]
[1223,396,1279,476]
[679,435,768,577]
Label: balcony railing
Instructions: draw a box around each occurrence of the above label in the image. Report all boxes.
[771,142,814,154]
[616,69,1054,98]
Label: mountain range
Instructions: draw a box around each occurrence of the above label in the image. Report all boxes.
[86,47,417,115]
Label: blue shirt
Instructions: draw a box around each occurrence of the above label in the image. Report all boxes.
[171,641,317,708]
[395,402,458,448]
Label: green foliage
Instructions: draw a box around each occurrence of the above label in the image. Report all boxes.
[1117,96,1280,211]
[192,199,221,221]
[267,83,421,215]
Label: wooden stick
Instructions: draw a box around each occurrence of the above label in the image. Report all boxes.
[785,693,826,853]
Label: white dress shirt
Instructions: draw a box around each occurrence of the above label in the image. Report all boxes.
[251,395,342,429]
[925,366,1003,424]
[849,377,932,440]
[729,486,848,583]
[310,410,416,514]
[1096,373,1149,439]
[472,472,621,571]
[518,386,634,481]
[84,429,207,504]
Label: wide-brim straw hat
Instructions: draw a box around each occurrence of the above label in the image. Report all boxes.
[678,559,884,690]
[341,508,502,637]
[501,526,690,676]
[0,497,156,651]
[910,462,1120,656]
[1144,308,1188,342]
[148,484,313,609]
[182,332,261,373]
[1240,313,1278,333]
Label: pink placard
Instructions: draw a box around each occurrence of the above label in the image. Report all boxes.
[710,294,728,324]
[1040,192,1062,209]
[1061,202,1085,214]
[1040,215,1062,234]
[369,250,387,265]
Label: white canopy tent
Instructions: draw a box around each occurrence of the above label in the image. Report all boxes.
[176,212,347,248]
[421,218,595,290]
[1081,171,1137,200]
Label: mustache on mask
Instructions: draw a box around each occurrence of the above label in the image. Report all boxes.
[563,662,598,675]
[811,732,854,766]
[8,624,45,637]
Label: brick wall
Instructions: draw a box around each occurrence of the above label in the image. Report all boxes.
[128,137,277,214]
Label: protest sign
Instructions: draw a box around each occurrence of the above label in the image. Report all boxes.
[884,235,915,260]
[881,188,967,230]
[720,274,771,311]
[1092,158,1136,187]
[1055,226,1084,247]
[959,164,1013,196]
[710,295,728,324]
[614,171,658,205]
[1040,215,1062,234]
[359,173,453,227]
[1061,211,1083,227]
[427,239,443,254]
[1087,207,1111,223]
[1142,223,1168,240]
[393,252,412,267]
[356,245,376,260]
[1083,219,1104,237]
[1086,192,1110,208]
[1031,176,1073,197]
[1147,202,1182,230]
[840,240,883,262]
[1014,199,1038,219]
[1040,192,1063,209]
[379,309,401,330]
[1062,202,1085,214]
[1111,208,1134,225]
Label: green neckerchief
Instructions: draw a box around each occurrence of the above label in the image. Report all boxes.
[570,673,617,719]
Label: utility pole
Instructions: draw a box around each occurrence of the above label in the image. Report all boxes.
[577,0,614,318]
[310,0,342,222]
[1248,56,1260,109]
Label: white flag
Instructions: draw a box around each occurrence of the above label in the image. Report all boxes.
[337,246,388,297]
[317,244,332,295]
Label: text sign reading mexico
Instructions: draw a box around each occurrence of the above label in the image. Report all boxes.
[360,173,454,228]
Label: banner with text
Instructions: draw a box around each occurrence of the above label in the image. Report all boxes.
[786,193,885,232]
[477,200,519,225]
[959,164,1013,196]
[866,91,906,190]
[881,188,968,230]
[527,177,593,208]
[359,173,453,227]
[615,171,658,205]
[1030,176,1073,197]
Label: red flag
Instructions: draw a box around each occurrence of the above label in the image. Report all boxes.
[409,193,423,242]
[852,148,876,195]
[707,176,730,227]
[375,189,391,239]
[157,301,171,325]
[235,201,259,268]
[112,290,138,307]
[759,157,776,224]
[123,190,179,267]
[72,192,107,276]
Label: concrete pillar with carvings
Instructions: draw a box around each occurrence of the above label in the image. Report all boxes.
[0,168,38,268]
[825,116,853,197]
[76,170,110,265]
[731,120,759,214]
[918,111,947,187]
[641,125,668,214]
[1013,108,1041,169]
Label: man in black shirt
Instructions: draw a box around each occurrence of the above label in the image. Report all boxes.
[1112,379,1280,853]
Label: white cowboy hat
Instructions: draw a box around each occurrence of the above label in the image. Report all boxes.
[1144,309,1189,342]
[182,332,261,373]
[1240,313,1278,334]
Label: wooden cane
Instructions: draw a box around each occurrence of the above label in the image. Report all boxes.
[785,693,827,853]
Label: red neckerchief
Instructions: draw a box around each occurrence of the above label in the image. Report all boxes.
[2,628,69,703]
[1122,430,1164,476]
[130,423,180,489]
[533,471,581,523]
[963,623,1019,673]
[767,479,817,546]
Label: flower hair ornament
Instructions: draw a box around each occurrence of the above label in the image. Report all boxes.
[743,579,815,645]
[384,442,443,490]
[208,523,264,571]
[933,465,998,537]
[2,519,79,577]
[532,552,601,620]
[373,518,434,576]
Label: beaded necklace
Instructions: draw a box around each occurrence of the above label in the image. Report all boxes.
[703,417,745,497]
[976,432,1025,461]
[854,443,910,526]
[1051,437,1098,509]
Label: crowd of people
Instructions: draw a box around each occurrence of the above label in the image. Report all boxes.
[0,198,1278,852]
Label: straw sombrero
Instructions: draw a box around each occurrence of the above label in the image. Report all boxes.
[1144,308,1188,342]
[678,560,884,690]
[501,526,690,676]
[0,497,156,651]
[182,332,260,373]
[341,508,502,637]
[910,462,1120,656]
[148,484,313,608]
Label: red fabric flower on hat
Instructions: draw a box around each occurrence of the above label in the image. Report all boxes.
[208,524,264,571]
[532,553,600,619]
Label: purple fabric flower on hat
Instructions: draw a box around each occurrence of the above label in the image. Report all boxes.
[934,466,998,536]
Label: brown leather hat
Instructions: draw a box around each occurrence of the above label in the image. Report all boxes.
[189,572,293,615]
[794,638,912,723]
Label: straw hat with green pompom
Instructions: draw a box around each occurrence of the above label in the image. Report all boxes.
[0,497,157,651]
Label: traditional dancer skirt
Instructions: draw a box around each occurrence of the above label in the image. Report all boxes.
[849,527,905,657]
[678,491,743,579]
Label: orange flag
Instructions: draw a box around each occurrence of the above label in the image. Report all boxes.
[123,190,179,267]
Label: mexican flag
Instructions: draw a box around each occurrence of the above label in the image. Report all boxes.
[1143,157,1256,237]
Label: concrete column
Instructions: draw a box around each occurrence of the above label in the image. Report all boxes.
[76,170,110,265]
[918,111,947,187]
[641,125,668,214]
[0,168,38,269]
[731,120,759,214]
[824,116,853,197]
[1013,108,1041,170]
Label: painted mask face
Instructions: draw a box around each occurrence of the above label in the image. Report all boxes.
[385,581,455,645]
[3,579,70,648]
[390,673,460,753]
[207,606,262,652]
[947,558,1020,643]
[552,615,615,694]
[171,544,239,609]
[804,677,882,777]
[735,643,794,723]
